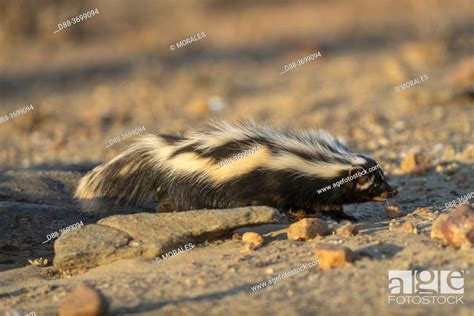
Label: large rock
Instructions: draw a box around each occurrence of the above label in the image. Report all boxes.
[98,206,280,258]
[54,206,280,270]
[53,224,140,270]
[431,204,474,249]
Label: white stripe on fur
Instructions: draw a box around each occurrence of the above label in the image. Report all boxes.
[265,152,351,178]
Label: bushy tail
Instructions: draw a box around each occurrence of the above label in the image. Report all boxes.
[74,134,164,212]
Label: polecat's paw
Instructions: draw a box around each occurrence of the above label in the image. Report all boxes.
[285,208,319,221]
[284,206,357,223]
[317,205,344,212]
[328,211,358,223]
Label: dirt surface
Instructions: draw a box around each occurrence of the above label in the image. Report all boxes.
[0,0,473,315]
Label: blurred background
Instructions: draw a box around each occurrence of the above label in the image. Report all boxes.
[0,0,472,170]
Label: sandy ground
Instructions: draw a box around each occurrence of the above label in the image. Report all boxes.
[0,0,473,315]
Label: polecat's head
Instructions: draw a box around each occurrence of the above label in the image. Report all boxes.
[340,158,398,203]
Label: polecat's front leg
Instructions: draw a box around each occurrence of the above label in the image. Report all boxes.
[285,205,358,222]
[326,211,358,222]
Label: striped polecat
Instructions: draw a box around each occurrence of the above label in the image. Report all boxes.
[75,121,397,221]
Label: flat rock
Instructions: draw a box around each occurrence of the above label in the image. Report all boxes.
[54,206,280,270]
[98,206,280,258]
[53,224,140,271]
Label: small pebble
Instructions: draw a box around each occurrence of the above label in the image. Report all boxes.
[242,232,264,247]
[335,223,359,237]
[59,284,108,316]
[400,151,431,175]
[28,257,49,267]
[196,277,206,286]
[128,240,141,248]
[314,244,354,270]
[436,162,459,175]
[287,218,330,241]
[265,267,274,275]
[385,205,402,218]
[414,207,434,218]
[389,221,418,235]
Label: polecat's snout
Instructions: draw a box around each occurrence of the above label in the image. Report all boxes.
[371,183,398,201]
